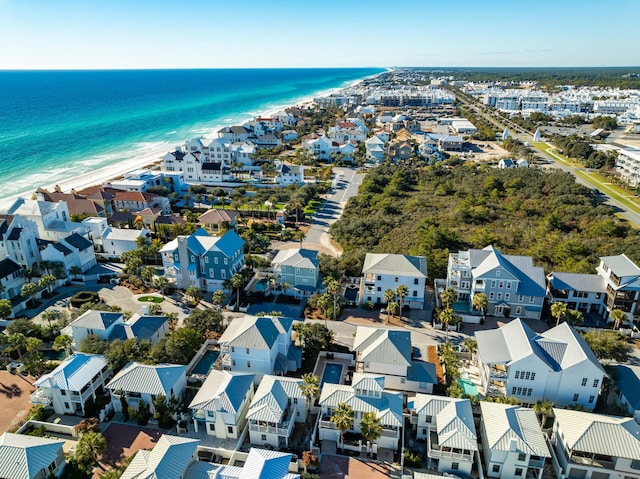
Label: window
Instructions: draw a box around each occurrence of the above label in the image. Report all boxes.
[401,377,406,383]
[499,281,504,288]
[422,428,427,435]
[191,255,195,262]
[64,402,70,409]
[209,423,215,431]
[205,256,209,263]
[506,281,511,289]
[593,379,600,388]
[631,459,640,470]
[497,293,502,300]
[491,280,496,288]
[207,410,214,417]
[515,468,523,476]
[261,434,267,441]
[209,268,214,277]
[524,372,530,380]
[512,387,517,395]
[377,286,381,292]
[518,295,524,302]
[414,278,419,285]
[573,393,579,402]
[61,390,67,396]
[214,257,218,264]
[377,275,381,281]
[581,378,588,387]
[224,258,228,265]
[531,372,536,381]
[518,453,526,462]
[527,388,532,396]
[232,360,236,366]
[451,463,459,470]
[293,398,298,404]
[496,270,501,277]
[228,426,233,434]
[413,291,417,297]
[515,371,520,379]
[231,346,235,353]
[588,395,595,404]
[489,292,495,300]
[516,306,522,315]
[505,293,510,301]
[247,361,251,368]
[492,465,500,473]
[395,277,398,282]
[246,348,250,354]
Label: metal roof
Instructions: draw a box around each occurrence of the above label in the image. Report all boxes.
[353,327,412,368]
[34,353,107,392]
[189,370,255,414]
[408,393,453,417]
[247,376,303,423]
[553,408,640,460]
[70,310,123,332]
[219,315,284,350]
[600,253,640,278]
[120,434,200,479]
[609,365,640,410]
[238,448,295,479]
[106,362,186,397]
[547,272,606,293]
[406,361,438,384]
[435,399,477,451]
[272,248,319,270]
[0,432,64,479]
[480,402,550,457]
[472,246,546,297]
[362,253,428,278]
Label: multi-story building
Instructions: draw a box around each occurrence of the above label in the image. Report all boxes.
[445,245,546,319]
[475,318,605,409]
[31,353,111,416]
[408,394,478,476]
[597,253,640,325]
[0,257,24,303]
[359,253,428,308]
[551,408,640,479]
[479,402,550,479]
[271,248,321,298]
[546,272,606,316]
[160,228,245,293]
[0,214,41,269]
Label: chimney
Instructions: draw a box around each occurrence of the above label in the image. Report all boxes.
[509,438,518,452]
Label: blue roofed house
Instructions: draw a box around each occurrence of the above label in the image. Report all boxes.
[160,228,245,293]
[120,434,200,479]
[66,310,168,347]
[31,353,111,416]
[445,245,546,319]
[272,248,321,298]
[408,394,478,476]
[475,318,605,409]
[188,370,255,439]
[106,362,187,415]
[40,232,97,275]
[218,315,301,381]
[353,326,437,394]
[318,373,403,455]
[608,365,640,423]
[247,375,307,449]
[183,447,300,479]
[546,272,607,317]
[0,433,66,479]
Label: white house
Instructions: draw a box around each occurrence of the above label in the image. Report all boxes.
[107,362,187,414]
[40,232,97,274]
[303,135,333,161]
[107,168,164,193]
[31,353,111,416]
[0,257,25,303]
[479,402,550,479]
[7,198,80,241]
[247,375,307,449]
[353,326,437,394]
[82,216,151,258]
[0,214,41,269]
[551,408,640,479]
[546,272,606,316]
[359,253,428,308]
[120,434,200,479]
[183,447,300,479]
[408,394,478,476]
[0,433,66,479]
[318,373,403,454]
[597,253,640,325]
[475,318,606,409]
[189,370,255,439]
[218,316,301,381]
[274,164,304,186]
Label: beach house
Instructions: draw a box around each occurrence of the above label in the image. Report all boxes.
[271,248,321,298]
[120,434,200,479]
[0,214,42,269]
[7,198,86,241]
[40,232,97,274]
[0,433,66,479]
[0,257,25,305]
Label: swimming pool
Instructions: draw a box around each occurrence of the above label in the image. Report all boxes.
[191,350,219,376]
[253,279,269,292]
[321,363,343,385]
[458,377,478,396]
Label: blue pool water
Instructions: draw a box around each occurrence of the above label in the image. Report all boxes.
[191,350,219,376]
[253,279,269,292]
[458,378,478,396]
[321,363,343,385]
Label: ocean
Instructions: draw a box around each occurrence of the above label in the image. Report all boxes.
[0,68,382,203]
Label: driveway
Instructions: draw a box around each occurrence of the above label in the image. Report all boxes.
[0,370,35,433]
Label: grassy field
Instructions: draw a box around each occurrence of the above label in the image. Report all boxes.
[138,296,164,303]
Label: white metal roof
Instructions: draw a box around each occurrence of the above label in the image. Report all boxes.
[106,362,186,397]
[120,434,200,479]
[0,433,64,479]
[34,353,107,392]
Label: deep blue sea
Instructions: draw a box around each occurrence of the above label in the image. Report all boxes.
[0,68,382,203]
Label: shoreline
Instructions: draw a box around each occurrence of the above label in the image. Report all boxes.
[0,71,380,212]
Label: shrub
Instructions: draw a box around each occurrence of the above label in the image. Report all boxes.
[70,291,100,308]
[403,450,423,468]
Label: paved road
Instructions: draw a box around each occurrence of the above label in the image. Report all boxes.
[277,166,365,257]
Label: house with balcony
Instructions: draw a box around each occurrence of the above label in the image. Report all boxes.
[40,232,97,275]
[189,370,255,439]
[546,272,606,316]
[479,402,550,479]
[318,373,403,455]
[184,447,301,479]
[66,310,168,347]
[444,245,546,319]
[0,433,66,479]
[31,353,111,416]
[160,228,244,293]
[608,365,640,423]
[475,318,605,409]
[359,253,428,308]
[247,375,307,449]
[551,408,640,479]
[271,248,321,298]
[353,326,437,394]
[107,362,187,414]
[120,434,200,479]
[0,214,41,269]
[408,394,478,475]
[0,257,25,306]
[597,253,640,325]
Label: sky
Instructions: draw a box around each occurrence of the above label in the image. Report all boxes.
[1,0,639,70]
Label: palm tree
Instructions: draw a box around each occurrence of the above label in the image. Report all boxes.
[360,412,383,457]
[386,301,399,323]
[230,273,244,311]
[21,282,39,308]
[461,337,478,363]
[185,285,202,304]
[292,229,306,245]
[69,266,83,281]
[610,308,627,330]
[472,292,488,317]
[53,335,74,358]
[439,287,457,309]
[212,290,226,308]
[551,302,568,326]
[316,293,332,327]
[325,279,341,321]
[438,307,461,342]
[75,431,107,472]
[153,276,170,298]
[299,373,319,425]
[384,288,396,310]
[140,266,157,286]
[331,403,354,451]
[38,274,57,295]
[396,284,409,321]
[533,400,554,428]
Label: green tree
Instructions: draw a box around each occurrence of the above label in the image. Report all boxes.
[69,265,83,280]
[583,330,630,362]
[386,300,399,321]
[119,391,130,421]
[41,310,59,329]
[140,266,157,286]
[75,431,107,472]
[360,412,383,456]
[230,273,244,311]
[7,333,28,360]
[21,282,39,308]
[184,309,224,337]
[438,307,461,341]
[185,285,202,304]
[472,292,488,316]
[609,308,627,330]
[163,327,203,364]
[439,287,457,309]
[38,274,57,295]
[331,402,354,451]
[153,276,170,298]
[551,302,568,326]
[325,279,341,321]
[461,337,478,362]
[53,335,74,358]
[396,284,409,321]
[0,299,12,320]
[533,400,554,428]
[212,290,226,308]
[299,373,320,425]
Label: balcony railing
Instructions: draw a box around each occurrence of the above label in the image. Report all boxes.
[30,390,52,406]
[319,420,337,429]
[380,428,399,437]
[221,354,232,366]
[429,446,474,462]
[489,368,508,380]
[528,458,545,469]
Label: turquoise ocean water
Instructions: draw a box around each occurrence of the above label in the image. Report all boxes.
[0,68,382,202]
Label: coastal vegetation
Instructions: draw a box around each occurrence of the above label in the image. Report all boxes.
[330,163,640,281]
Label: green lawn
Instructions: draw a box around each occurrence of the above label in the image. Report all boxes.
[138,296,164,304]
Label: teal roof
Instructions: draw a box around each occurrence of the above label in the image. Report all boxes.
[121,434,199,479]
[106,362,186,397]
[610,365,640,410]
[407,361,438,384]
[189,371,255,414]
[34,353,107,392]
[0,433,64,479]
